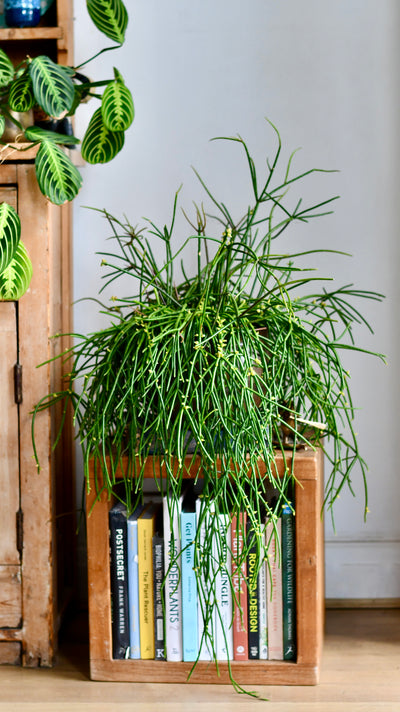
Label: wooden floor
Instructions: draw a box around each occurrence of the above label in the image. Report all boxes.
[0,608,399,711]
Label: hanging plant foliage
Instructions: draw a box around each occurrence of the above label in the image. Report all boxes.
[35,141,83,205]
[0,241,33,300]
[8,71,36,113]
[86,0,128,44]
[0,203,21,275]
[25,125,81,146]
[28,56,75,117]
[0,49,14,87]
[101,69,134,132]
[81,107,125,164]
[0,0,132,300]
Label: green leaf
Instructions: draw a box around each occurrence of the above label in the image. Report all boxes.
[86,0,128,44]
[101,70,134,132]
[35,141,83,205]
[0,115,5,137]
[0,241,33,300]
[28,56,75,117]
[0,202,21,274]
[8,72,35,112]
[25,125,80,146]
[81,107,125,164]
[0,49,14,87]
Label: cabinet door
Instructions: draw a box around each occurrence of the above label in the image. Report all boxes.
[0,299,22,628]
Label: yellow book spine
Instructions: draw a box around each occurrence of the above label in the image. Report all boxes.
[138,512,155,659]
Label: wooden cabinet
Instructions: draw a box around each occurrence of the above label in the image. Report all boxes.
[86,449,325,686]
[0,0,74,666]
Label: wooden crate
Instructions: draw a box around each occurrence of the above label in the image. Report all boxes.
[86,448,324,685]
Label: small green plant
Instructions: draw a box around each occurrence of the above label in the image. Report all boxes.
[0,0,133,299]
[33,122,384,692]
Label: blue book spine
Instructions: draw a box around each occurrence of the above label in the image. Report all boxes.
[127,505,144,659]
[181,510,198,662]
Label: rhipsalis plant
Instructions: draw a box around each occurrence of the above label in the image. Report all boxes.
[33,122,384,693]
[0,0,133,299]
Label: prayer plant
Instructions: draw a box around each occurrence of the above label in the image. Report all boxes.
[33,122,384,693]
[0,0,133,300]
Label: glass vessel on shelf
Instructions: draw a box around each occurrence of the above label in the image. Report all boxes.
[4,0,41,27]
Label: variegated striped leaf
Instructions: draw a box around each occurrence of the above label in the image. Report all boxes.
[0,202,21,274]
[81,107,125,164]
[0,115,5,137]
[28,56,75,118]
[0,241,33,301]
[8,72,35,112]
[86,0,128,44]
[101,71,134,132]
[25,125,80,146]
[35,141,83,205]
[0,49,14,87]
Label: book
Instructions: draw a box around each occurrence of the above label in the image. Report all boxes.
[266,517,283,660]
[195,497,215,661]
[231,512,248,661]
[282,501,296,660]
[181,491,198,662]
[109,502,130,659]
[258,546,268,660]
[138,502,160,659]
[153,528,165,660]
[214,512,233,660]
[247,519,260,660]
[163,492,184,661]
[127,503,146,659]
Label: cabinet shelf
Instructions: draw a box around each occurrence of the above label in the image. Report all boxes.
[0,143,38,161]
[86,448,325,686]
[0,27,63,41]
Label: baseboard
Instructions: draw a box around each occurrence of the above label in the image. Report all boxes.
[325,598,400,609]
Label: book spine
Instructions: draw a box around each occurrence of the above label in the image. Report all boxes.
[282,502,296,660]
[153,533,165,660]
[266,518,283,660]
[181,510,198,661]
[258,552,268,659]
[214,513,233,660]
[127,517,140,659]
[247,521,260,660]
[195,498,215,661]
[138,512,155,659]
[109,506,130,659]
[231,512,248,661]
[163,495,183,661]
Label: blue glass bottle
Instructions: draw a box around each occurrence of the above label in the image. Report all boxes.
[5,0,41,28]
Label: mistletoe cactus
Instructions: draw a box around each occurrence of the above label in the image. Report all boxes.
[0,0,133,299]
[33,125,384,692]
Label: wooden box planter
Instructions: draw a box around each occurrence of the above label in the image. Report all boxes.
[86,448,324,686]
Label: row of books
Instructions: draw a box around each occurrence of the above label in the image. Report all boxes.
[109,489,296,663]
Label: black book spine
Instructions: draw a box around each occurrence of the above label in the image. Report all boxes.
[282,502,296,660]
[109,504,130,659]
[247,523,260,659]
[153,532,166,660]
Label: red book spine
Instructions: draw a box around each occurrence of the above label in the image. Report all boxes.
[231,512,248,661]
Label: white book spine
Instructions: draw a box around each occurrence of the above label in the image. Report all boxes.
[215,513,233,660]
[195,498,215,661]
[163,494,183,661]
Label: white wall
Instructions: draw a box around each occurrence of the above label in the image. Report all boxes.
[73,1,400,599]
